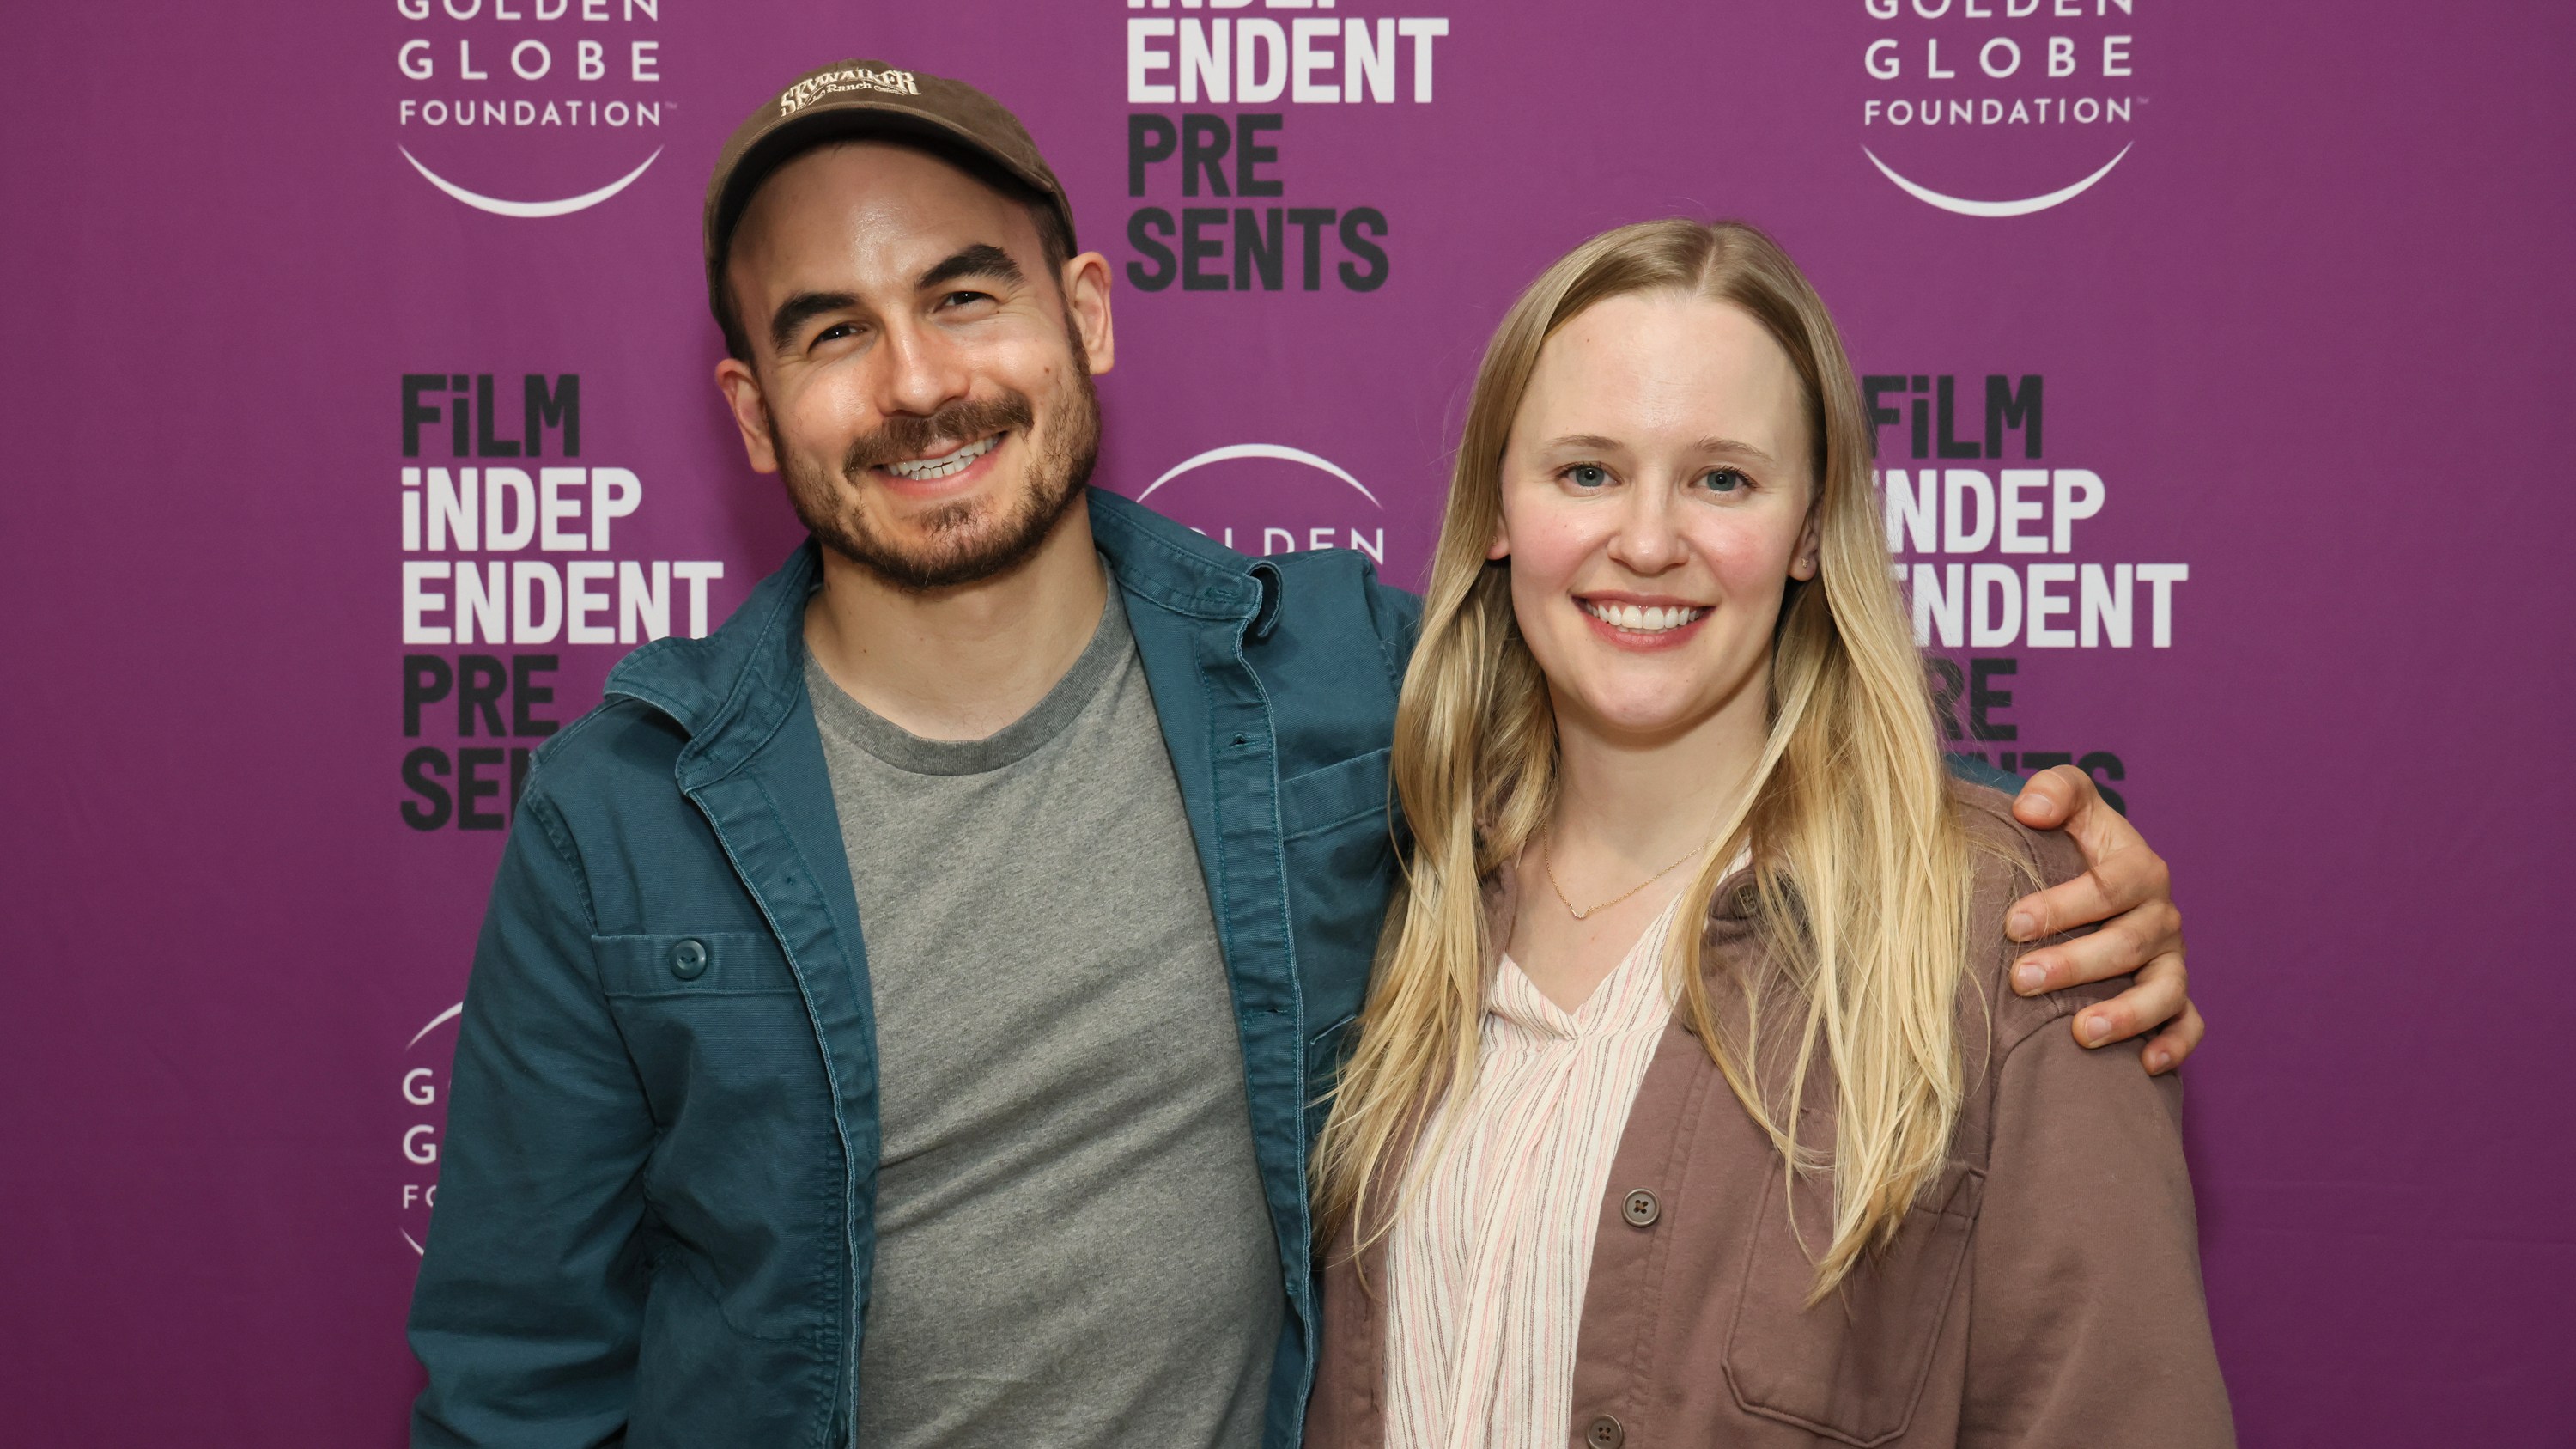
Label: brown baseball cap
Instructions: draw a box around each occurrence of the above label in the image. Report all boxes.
[702,58,1078,333]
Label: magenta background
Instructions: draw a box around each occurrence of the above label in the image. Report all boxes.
[3,2,2572,1443]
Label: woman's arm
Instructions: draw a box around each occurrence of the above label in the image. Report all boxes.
[1960,1010,2235,1446]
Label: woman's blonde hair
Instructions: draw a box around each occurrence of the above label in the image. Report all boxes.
[1314,219,1975,1297]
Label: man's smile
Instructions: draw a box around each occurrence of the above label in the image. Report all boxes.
[878,432,1003,482]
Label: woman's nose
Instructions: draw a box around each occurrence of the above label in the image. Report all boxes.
[1607,488,1686,574]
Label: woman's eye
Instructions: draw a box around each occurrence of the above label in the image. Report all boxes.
[1564,464,1610,490]
[1700,467,1751,494]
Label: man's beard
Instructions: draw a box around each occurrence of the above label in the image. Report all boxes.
[771,365,1100,594]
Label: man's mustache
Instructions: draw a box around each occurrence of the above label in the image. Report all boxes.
[841,393,1037,477]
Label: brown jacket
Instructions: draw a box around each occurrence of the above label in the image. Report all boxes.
[1306,784,2233,1449]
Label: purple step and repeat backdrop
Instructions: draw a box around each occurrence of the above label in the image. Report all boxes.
[3,1,2571,1442]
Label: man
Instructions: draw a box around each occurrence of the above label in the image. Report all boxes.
[409,59,2202,1449]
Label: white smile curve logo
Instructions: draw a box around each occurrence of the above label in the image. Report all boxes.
[1865,143,2133,218]
[400,147,663,218]
[408,1002,463,1050]
[1136,444,1381,507]
[403,1002,464,1257]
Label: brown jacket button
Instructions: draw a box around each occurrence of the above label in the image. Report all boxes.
[1584,1413,1625,1448]
[1622,1189,1660,1227]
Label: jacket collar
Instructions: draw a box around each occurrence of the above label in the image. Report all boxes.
[601,489,1276,788]
[1089,485,1279,628]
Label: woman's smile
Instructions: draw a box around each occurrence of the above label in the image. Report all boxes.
[1575,594,1714,649]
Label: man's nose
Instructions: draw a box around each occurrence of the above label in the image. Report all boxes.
[874,318,975,422]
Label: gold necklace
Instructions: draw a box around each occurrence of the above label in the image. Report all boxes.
[1540,831,1704,921]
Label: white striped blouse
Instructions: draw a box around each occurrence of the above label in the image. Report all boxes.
[1382,889,1688,1449]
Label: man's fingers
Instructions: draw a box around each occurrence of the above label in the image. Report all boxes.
[2063,948,2190,1050]
[2005,837,2174,944]
[2008,763,2199,1071]
[2014,764,2126,855]
[2008,898,2182,994]
[2009,763,2085,830]
[2139,999,2206,1075]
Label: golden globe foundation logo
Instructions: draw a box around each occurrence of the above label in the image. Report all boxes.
[1132,443,1396,575]
[392,0,669,217]
[1842,0,2161,217]
[399,1002,461,1255]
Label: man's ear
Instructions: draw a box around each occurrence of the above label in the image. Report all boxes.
[1062,251,1115,375]
[714,356,781,475]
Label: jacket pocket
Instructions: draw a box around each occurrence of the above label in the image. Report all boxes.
[592,931,840,1343]
[1279,746,1394,844]
[1278,750,1394,1105]
[1722,1157,1984,1446]
[593,930,802,999]
[629,1241,835,1447]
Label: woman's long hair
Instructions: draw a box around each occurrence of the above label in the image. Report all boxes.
[1313,220,1976,1298]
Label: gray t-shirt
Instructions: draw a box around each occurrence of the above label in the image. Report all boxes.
[805,583,1281,1449]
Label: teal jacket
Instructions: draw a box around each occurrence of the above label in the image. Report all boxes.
[409,490,1420,1448]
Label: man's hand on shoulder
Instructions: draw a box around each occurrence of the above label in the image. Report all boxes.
[2003,765,2202,1076]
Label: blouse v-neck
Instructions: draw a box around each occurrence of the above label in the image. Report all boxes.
[1382,891,1687,1449]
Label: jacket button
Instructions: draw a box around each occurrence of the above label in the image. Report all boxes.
[1584,1413,1625,1449]
[1622,1189,1660,1227]
[669,938,709,980]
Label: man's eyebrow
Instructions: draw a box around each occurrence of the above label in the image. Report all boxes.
[769,290,858,352]
[917,243,1024,293]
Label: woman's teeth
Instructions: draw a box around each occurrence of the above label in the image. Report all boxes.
[884,435,999,481]
[1583,600,1709,633]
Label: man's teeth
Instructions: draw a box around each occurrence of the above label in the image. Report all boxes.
[1583,600,1709,633]
[884,435,999,481]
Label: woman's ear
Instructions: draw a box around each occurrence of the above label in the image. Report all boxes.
[1789,502,1821,580]
[1486,494,1512,561]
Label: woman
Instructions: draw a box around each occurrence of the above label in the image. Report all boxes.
[1306,222,2232,1448]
